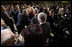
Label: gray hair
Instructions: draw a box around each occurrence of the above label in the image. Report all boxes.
[37,12,47,23]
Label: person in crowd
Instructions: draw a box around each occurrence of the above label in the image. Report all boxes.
[1,18,9,31]
[1,5,16,33]
[47,9,55,28]
[55,5,59,15]
[16,4,23,34]
[37,12,52,46]
[1,29,15,46]
[17,7,30,34]
[1,18,6,30]
[14,4,20,24]
[1,18,23,46]
[29,7,35,20]
[58,5,64,15]
[39,4,44,13]
[47,4,50,12]
[23,24,46,46]
[1,18,15,46]
[25,5,35,22]
[63,8,71,19]
[9,4,17,24]
[31,9,39,24]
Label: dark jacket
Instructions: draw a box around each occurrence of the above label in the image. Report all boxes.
[31,15,39,24]
[1,11,15,32]
[9,10,17,24]
[1,11,13,25]
[40,22,51,38]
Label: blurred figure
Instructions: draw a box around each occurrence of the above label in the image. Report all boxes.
[63,8,71,19]
[31,9,39,24]
[37,12,51,46]
[16,4,23,34]
[23,24,45,46]
[55,5,59,15]
[1,18,15,46]
[17,7,30,34]
[1,5,16,33]
[1,18,8,31]
[47,9,55,29]
[39,4,44,13]
[47,4,50,12]
[1,28,15,46]
[9,4,17,24]
[58,5,64,15]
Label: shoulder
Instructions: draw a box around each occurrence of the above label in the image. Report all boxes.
[46,22,50,25]
[46,22,51,27]
[41,22,50,28]
[1,12,5,14]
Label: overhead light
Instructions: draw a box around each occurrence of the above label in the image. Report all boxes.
[64,14,67,17]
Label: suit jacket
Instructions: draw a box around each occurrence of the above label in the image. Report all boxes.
[20,14,30,27]
[39,22,51,46]
[40,22,51,39]
[1,11,13,25]
[9,10,17,24]
[17,12,22,26]
[31,16,39,24]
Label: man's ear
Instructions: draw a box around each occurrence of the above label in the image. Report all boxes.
[38,19,41,23]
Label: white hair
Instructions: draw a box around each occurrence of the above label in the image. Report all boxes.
[37,12,47,23]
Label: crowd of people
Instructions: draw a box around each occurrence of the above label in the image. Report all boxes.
[1,2,71,46]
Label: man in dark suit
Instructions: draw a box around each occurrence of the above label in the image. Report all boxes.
[9,5,17,24]
[17,9,30,34]
[37,12,51,46]
[1,6,16,33]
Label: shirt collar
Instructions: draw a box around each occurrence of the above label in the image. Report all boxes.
[39,22,46,25]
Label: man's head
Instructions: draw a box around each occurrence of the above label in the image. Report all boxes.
[1,5,6,12]
[1,18,6,26]
[16,4,20,11]
[10,4,14,10]
[37,12,47,24]
[49,9,54,16]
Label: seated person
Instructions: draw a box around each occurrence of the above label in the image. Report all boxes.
[1,18,21,46]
